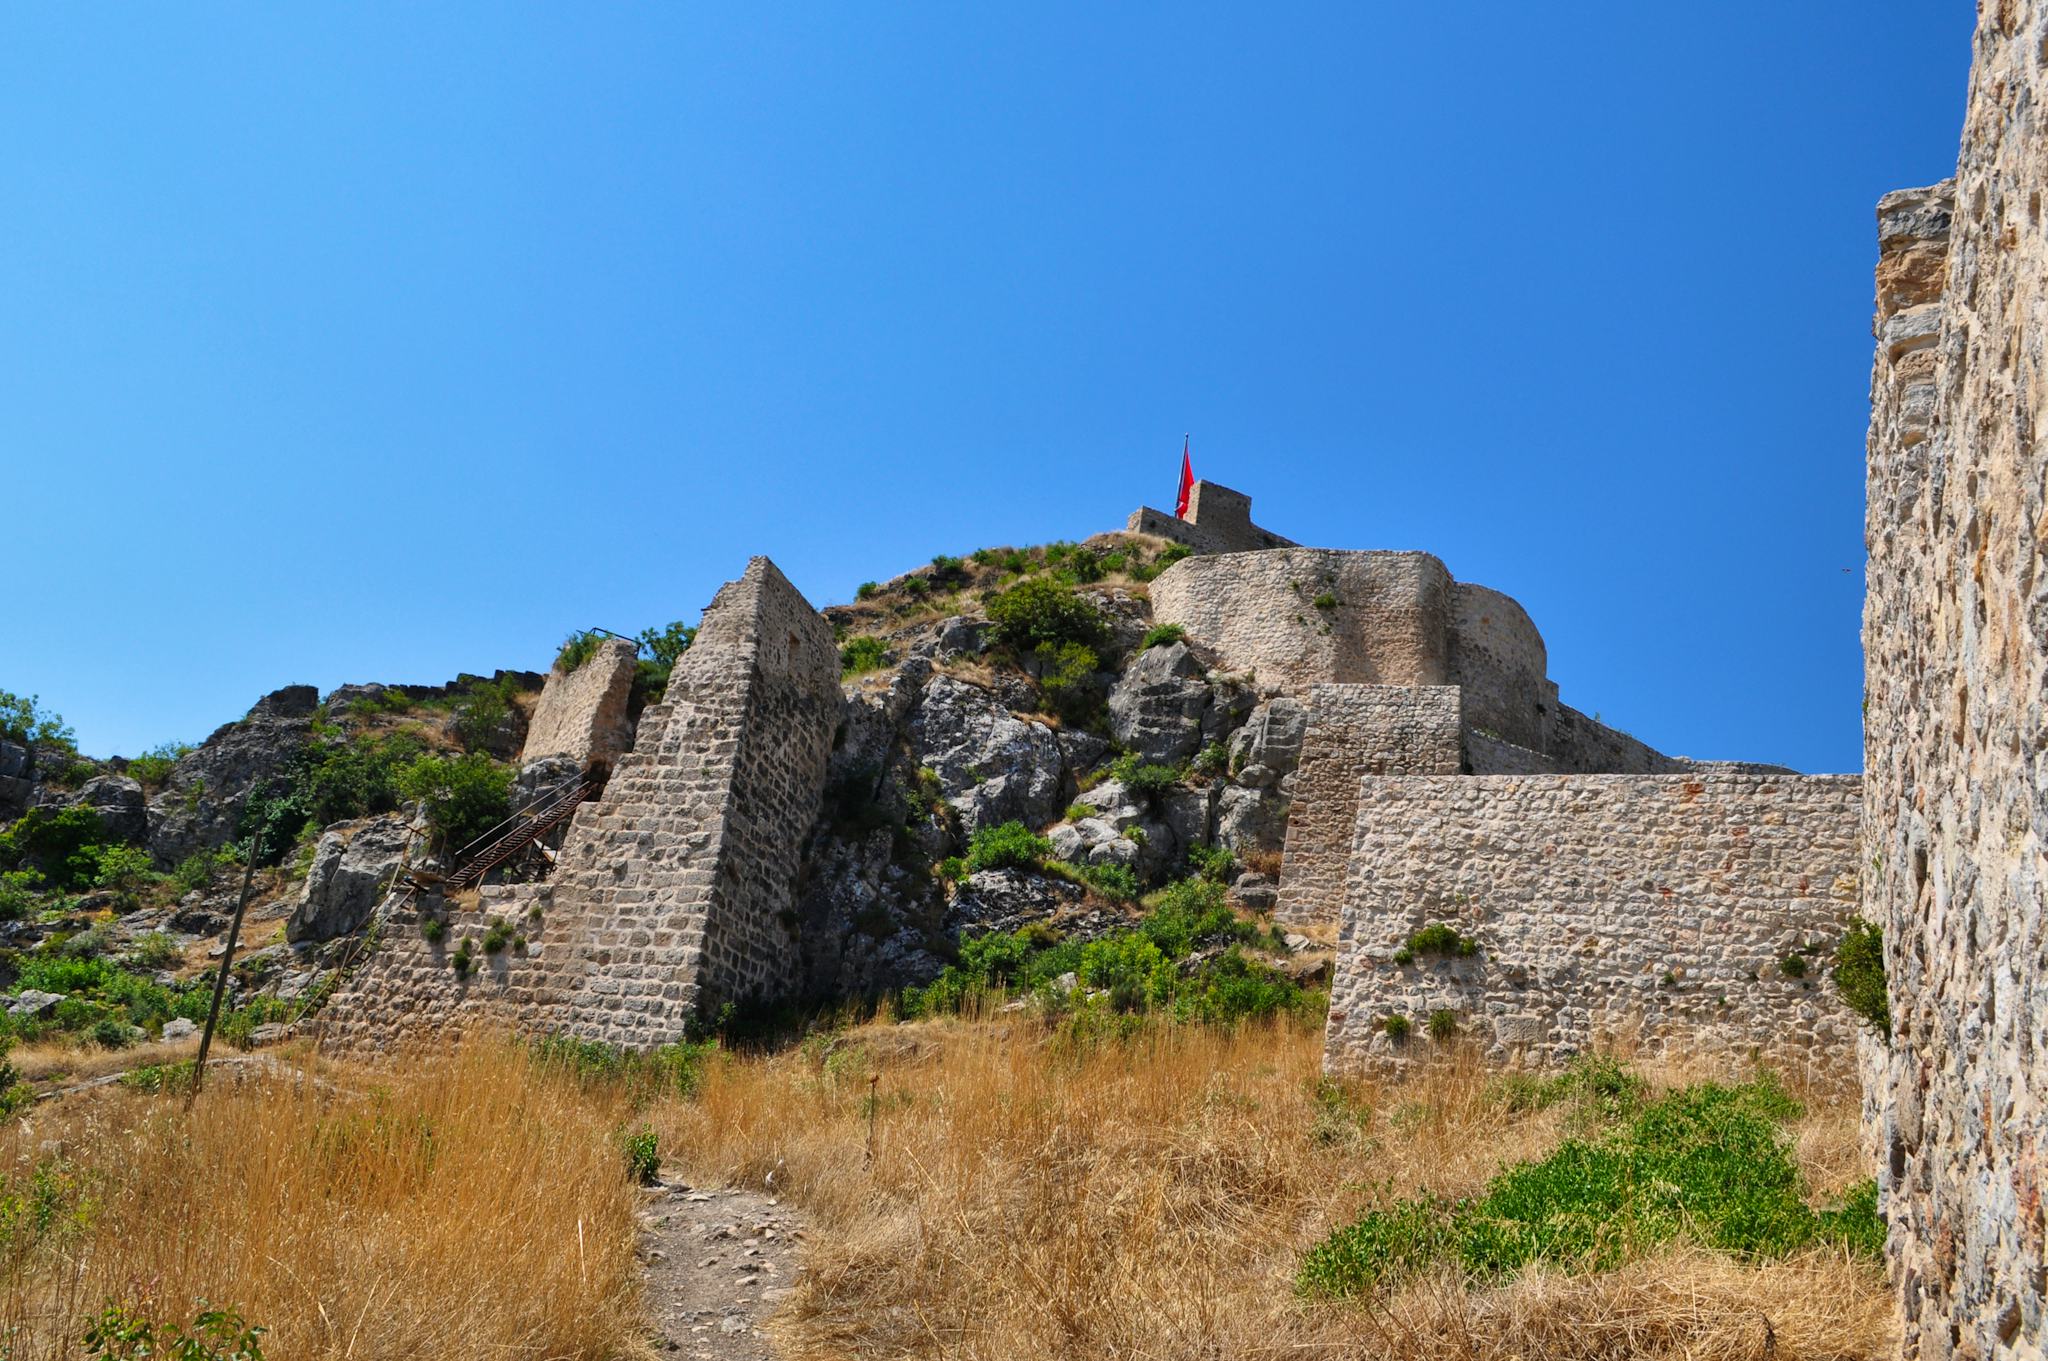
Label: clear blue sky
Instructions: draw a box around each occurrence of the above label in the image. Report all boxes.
[2,5,1970,771]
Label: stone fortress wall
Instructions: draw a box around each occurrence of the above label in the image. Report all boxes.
[1127,479,1297,555]
[519,636,639,768]
[1864,3,2048,1350]
[320,558,840,1053]
[1320,773,1864,1078]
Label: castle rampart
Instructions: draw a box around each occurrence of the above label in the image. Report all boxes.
[1321,773,1864,1079]
[1863,5,2048,1348]
[519,636,639,768]
[1126,479,1296,555]
[320,557,840,1053]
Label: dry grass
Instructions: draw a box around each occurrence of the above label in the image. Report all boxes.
[11,1035,198,1085]
[654,1017,1893,1361]
[0,1040,644,1360]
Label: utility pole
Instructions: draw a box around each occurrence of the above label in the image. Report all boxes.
[189,825,264,1100]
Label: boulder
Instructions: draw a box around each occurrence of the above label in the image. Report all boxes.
[947,869,1083,935]
[1107,642,1211,766]
[162,1017,199,1042]
[75,775,148,845]
[286,814,410,943]
[0,741,29,818]
[510,754,584,813]
[7,990,62,1019]
[910,676,1066,837]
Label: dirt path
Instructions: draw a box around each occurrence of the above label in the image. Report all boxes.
[639,1178,806,1359]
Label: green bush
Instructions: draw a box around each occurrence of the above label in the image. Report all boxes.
[1312,592,1338,611]
[84,1301,266,1361]
[452,679,514,754]
[1186,843,1235,883]
[555,631,604,672]
[1141,876,1250,958]
[91,1016,137,1050]
[1428,1008,1459,1040]
[0,691,74,749]
[1034,641,1101,722]
[1080,934,1175,1012]
[1109,754,1182,802]
[481,917,513,953]
[1064,803,1097,822]
[1393,921,1479,965]
[0,806,112,890]
[623,1127,661,1185]
[1139,624,1186,651]
[88,845,157,905]
[1298,1071,1883,1298]
[855,581,879,601]
[1191,742,1228,777]
[840,636,889,677]
[1128,543,1193,583]
[636,620,697,671]
[397,753,512,852]
[934,856,968,883]
[986,578,1106,654]
[1082,863,1140,902]
[1833,918,1889,1036]
[1780,953,1808,979]
[129,933,184,972]
[0,869,40,921]
[965,821,1051,873]
[1381,1014,1411,1041]
[125,741,193,788]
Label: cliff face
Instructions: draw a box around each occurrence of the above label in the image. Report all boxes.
[1865,5,2048,1354]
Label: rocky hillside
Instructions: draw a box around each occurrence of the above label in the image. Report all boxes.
[0,528,1331,1065]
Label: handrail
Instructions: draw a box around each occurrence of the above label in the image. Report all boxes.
[451,771,588,863]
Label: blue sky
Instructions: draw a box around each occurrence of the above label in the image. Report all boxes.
[2,5,1970,771]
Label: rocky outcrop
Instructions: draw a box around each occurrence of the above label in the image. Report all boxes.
[1107,642,1211,765]
[0,741,30,820]
[146,685,319,867]
[287,814,411,944]
[74,775,147,845]
[910,676,1067,837]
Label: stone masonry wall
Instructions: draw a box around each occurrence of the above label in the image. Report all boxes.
[1322,774,1864,1080]
[1126,479,1297,555]
[519,636,639,767]
[1151,549,1455,695]
[1866,4,2048,1352]
[1447,583,1554,751]
[319,557,841,1053]
[1273,685,1462,925]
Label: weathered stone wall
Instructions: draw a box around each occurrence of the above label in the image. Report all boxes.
[519,636,639,768]
[1273,685,1462,924]
[1126,479,1296,555]
[1448,584,1554,751]
[1866,4,2048,1351]
[1322,774,1864,1079]
[1151,549,1455,694]
[319,558,841,1053]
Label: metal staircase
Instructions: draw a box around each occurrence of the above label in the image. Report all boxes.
[403,773,593,892]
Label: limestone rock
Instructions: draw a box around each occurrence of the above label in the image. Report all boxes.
[1107,642,1210,766]
[75,775,147,845]
[910,676,1065,837]
[286,815,410,943]
[161,1017,199,1041]
[1215,783,1289,856]
[947,869,1082,935]
[146,685,320,867]
[7,991,62,1019]
[1227,698,1307,779]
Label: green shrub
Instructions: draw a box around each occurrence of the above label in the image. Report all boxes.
[1312,592,1338,611]
[0,806,111,890]
[1191,741,1228,777]
[1381,1014,1411,1041]
[420,914,446,944]
[1064,802,1097,822]
[1109,754,1182,802]
[1059,548,1105,585]
[1393,922,1479,965]
[88,845,157,905]
[840,636,889,677]
[1833,918,1889,1036]
[930,554,966,581]
[1299,1071,1883,1298]
[855,581,879,601]
[1128,543,1192,583]
[0,691,75,749]
[1139,624,1186,651]
[125,741,193,788]
[452,940,475,978]
[1780,953,1808,979]
[986,578,1106,654]
[481,917,513,953]
[1140,876,1250,958]
[128,933,184,972]
[1083,863,1140,902]
[1079,933,1175,1012]
[934,856,968,883]
[555,631,604,673]
[452,679,514,754]
[84,1302,267,1361]
[90,1016,136,1050]
[965,821,1051,873]
[1186,843,1235,883]
[1034,641,1101,722]
[0,869,40,921]
[396,753,512,852]
[636,620,697,672]
[623,1127,661,1185]
[1428,1008,1459,1040]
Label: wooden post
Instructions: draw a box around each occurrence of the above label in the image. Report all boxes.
[189,833,261,1099]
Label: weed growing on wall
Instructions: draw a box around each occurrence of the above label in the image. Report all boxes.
[1832,918,1889,1037]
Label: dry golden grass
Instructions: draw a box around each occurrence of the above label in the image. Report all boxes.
[12,1035,198,1085]
[0,1040,643,1360]
[654,1017,1893,1361]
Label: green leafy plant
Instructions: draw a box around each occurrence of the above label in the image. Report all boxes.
[554,631,604,673]
[0,806,112,890]
[125,741,193,788]
[396,753,513,852]
[623,1127,661,1185]
[1428,1008,1459,1040]
[1064,802,1097,822]
[0,691,75,750]
[1082,863,1140,902]
[1392,921,1479,966]
[1186,843,1235,883]
[1381,1014,1412,1041]
[1191,742,1228,777]
[128,932,184,972]
[1033,641,1101,722]
[1109,754,1183,803]
[934,856,969,883]
[452,678,515,754]
[481,917,513,953]
[84,1301,266,1361]
[840,636,889,677]
[1079,933,1175,1012]
[1833,918,1889,1036]
[986,578,1106,654]
[452,939,475,978]
[1312,592,1338,611]
[1140,623,1186,651]
[420,914,447,944]
[965,821,1052,873]
[1780,953,1809,979]
[854,581,879,601]
[1299,1071,1883,1298]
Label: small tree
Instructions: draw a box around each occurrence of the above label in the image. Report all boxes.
[397,753,512,852]
[986,578,1106,654]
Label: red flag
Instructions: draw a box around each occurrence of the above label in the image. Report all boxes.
[1175,437,1194,518]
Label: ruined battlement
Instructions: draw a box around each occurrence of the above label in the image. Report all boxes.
[1126,479,1296,555]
